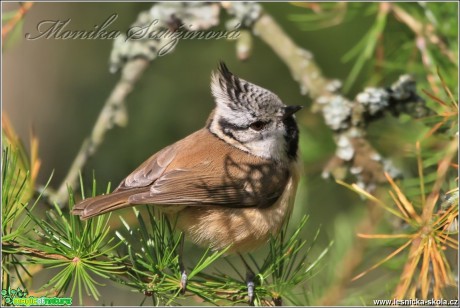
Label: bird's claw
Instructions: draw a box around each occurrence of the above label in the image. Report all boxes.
[246,270,255,305]
[180,269,187,294]
[247,279,255,305]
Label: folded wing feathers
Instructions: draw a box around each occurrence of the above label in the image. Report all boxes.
[72,189,147,220]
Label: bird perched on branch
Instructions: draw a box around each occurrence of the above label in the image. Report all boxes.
[72,61,302,304]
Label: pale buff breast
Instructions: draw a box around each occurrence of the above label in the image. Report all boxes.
[174,162,300,253]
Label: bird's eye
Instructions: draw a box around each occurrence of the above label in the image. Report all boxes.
[249,121,267,131]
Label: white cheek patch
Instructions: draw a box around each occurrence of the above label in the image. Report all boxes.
[243,131,287,161]
[210,105,288,162]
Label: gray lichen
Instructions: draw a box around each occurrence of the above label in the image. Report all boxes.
[224,2,262,29]
[382,158,402,179]
[325,79,342,93]
[316,74,428,191]
[390,74,416,101]
[388,74,432,119]
[356,179,376,193]
[356,87,389,115]
[321,95,353,131]
[110,3,220,73]
[150,2,220,30]
[336,135,354,161]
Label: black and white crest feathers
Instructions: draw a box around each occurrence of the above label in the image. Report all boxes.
[216,62,245,100]
[208,62,301,162]
[211,62,284,117]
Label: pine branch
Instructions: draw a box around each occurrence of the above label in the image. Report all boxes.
[1,149,326,305]
[5,2,456,306]
[391,4,457,67]
[112,207,327,306]
[2,242,70,261]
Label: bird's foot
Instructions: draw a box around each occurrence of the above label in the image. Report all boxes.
[178,234,187,294]
[246,268,255,305]
[180,268,187,294]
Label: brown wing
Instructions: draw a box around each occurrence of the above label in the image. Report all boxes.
[128,156,289,208]
[72,188,148,219]
[117,128,290,208]
[73,129,289,219]
[115,143,177,189]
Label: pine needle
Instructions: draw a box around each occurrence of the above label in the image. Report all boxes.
[352,239,412,282]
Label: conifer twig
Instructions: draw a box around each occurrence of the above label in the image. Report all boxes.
[390,4,457,65]
[3,241,70,261]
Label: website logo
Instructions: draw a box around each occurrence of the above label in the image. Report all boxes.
[1,287,72,306]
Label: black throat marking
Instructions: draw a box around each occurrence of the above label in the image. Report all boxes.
[283,115,299,160]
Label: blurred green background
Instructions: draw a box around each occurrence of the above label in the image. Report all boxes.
[2,1,458,306]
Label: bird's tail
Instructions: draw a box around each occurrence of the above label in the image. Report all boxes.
[72,189,145,220]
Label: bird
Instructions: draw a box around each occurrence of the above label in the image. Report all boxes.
[72,61,302,303]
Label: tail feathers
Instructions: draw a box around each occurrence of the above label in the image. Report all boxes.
[72,189,145,220]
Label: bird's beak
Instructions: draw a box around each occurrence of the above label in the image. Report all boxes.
[282,105,303,120]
